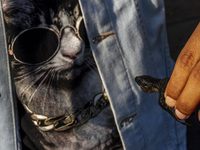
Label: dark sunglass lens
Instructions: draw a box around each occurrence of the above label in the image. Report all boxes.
[13,28,59,64]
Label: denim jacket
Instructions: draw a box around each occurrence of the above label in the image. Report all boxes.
[0,0,186,150]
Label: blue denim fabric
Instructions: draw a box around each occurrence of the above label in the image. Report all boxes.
[0,0,186,149]
[79,0,186,150]
[0,2,21,150]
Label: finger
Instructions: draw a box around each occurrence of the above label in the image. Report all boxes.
[165,96,176,107]
[165,23,200,105]
[175,61,200,119]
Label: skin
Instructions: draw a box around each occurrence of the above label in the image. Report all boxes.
[135,75,190,126]
[165,23,200,121]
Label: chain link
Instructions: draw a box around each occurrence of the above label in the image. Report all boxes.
[23,92,109,132]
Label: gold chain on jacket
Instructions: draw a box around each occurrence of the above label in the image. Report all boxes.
[22,92,109,132]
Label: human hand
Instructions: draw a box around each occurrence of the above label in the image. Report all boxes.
[165,23,200,121]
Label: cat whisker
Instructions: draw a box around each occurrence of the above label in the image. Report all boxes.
[85,59,97,68]
[84,59,98,74]
[19,68,53,104]
[43,69,56,102]
[87,58,97,66]
[28,69,54,104]
[56,70,62,82]
[20,71,47,100]
[14,66,44,81]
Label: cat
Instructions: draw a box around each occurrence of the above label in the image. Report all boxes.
[2,0,122,149]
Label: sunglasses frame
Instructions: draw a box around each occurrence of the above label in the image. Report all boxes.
[8,17,84,65]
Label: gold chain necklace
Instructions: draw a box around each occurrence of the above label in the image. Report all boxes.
[22,92,109,132]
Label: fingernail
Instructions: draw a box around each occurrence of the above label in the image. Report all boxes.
[175,109,188,120]
[165,96,176,107]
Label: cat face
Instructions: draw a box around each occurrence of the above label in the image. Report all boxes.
[2,0,101,114]
[3,0,92,81]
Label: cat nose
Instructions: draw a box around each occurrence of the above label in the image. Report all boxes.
[61,42,83,60]
[63,50,81,59]
[60,28,84,60]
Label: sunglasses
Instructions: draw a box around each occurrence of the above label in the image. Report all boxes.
[8,17,89,65]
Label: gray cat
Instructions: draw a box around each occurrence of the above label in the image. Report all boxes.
[2,0,122,149]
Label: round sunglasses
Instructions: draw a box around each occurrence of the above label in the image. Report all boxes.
[8,17,89,65]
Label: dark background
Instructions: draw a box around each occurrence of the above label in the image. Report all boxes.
[164,1,200,149]
[165,0,200,61]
